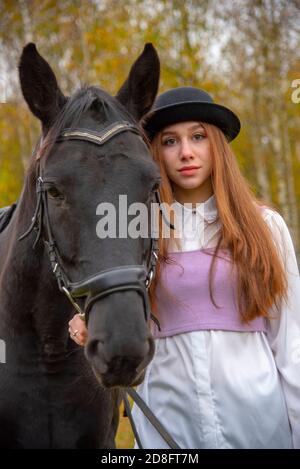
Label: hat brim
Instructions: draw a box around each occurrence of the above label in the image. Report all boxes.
[143,101,241,142]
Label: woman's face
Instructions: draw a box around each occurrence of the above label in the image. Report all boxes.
[157,121,213,202]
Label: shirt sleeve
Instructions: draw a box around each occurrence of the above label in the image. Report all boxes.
[264,209,300,448]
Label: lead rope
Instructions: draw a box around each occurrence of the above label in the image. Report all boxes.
[122,388,181,450]
[122,390,144,449]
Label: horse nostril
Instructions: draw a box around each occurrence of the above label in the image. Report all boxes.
[85,338,98,360]
[136,338,154,374]
[85,339,108,374]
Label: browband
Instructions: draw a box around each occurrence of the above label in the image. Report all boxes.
[56,121,141,146]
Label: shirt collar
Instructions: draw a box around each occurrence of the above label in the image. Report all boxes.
[173,194,218,224]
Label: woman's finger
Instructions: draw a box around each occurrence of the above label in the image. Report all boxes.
[69,314,88,345]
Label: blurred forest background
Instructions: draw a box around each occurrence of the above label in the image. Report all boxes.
[0,0,300,448]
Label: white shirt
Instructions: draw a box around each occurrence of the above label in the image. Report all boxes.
[132,195,300,449]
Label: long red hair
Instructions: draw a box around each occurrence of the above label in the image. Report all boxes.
[149,123,287,322]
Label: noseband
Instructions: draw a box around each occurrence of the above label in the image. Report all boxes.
[19,121,173,327]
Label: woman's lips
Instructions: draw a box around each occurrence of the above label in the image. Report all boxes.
[178,166,200,176]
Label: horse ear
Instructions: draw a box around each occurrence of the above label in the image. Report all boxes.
[18,43,67,129]
[115,43,160,121]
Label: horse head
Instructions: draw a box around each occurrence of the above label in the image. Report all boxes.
[18,43,160,389]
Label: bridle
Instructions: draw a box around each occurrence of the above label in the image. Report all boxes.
[19,119,180,449]
[19,120,173,328]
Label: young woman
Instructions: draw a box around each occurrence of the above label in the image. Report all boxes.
[69,87,300,449]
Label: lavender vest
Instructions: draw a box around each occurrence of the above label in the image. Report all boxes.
[152,248,266,338]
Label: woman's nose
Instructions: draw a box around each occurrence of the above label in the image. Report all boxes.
[180,138,194,160]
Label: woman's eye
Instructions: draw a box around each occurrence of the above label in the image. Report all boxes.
[48,187,63,199]
[193,133,205,141]
[162,137,176,146]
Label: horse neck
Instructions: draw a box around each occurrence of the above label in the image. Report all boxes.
[0,188,73,343]
[0,184,41,290]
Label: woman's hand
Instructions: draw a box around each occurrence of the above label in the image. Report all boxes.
[68,313,88,346]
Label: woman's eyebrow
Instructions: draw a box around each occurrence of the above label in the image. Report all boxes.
[161,124,205,137]
[189,123,205,131]
[161,130,177,137]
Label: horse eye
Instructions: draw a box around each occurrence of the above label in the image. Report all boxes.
[48,186,63,199]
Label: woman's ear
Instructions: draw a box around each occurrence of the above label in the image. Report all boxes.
[115,43,160,121]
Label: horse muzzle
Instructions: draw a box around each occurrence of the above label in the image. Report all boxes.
[85,335,155,388]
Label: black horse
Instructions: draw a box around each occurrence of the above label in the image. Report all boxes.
[0,43,160,448]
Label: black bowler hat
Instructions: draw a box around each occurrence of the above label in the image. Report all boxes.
[142,87,241,142]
